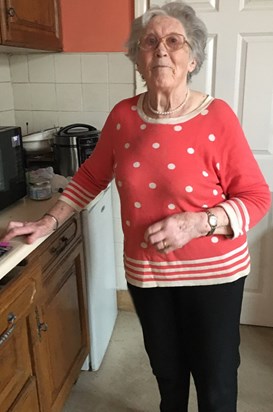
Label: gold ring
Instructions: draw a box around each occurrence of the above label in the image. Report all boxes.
[163,240,168,249]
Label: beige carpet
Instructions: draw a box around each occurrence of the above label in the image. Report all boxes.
[63,311,273,412]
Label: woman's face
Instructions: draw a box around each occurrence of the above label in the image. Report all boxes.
[136,15,196,92]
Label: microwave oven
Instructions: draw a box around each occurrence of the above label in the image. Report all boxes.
[0,126,26,211]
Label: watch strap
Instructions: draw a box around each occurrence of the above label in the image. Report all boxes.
[204,209,217,236]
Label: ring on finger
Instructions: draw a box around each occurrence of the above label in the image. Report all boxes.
[163,240,168,249]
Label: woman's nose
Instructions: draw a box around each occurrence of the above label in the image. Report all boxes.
[155,41,168,56]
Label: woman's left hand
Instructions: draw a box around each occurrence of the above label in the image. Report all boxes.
[144,212,207,253]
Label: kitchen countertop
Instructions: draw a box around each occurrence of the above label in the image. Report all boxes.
[0,194,60,280]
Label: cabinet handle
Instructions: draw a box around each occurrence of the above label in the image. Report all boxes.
[35,308,48,340]
[7,7,16,18]
[50,236,69,255]
[0,312,16,346]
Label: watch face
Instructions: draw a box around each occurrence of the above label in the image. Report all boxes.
[209,215,217,227]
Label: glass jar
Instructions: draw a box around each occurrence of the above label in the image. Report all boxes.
[28,180,52,200]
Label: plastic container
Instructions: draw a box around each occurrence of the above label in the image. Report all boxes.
[28,180,52,200]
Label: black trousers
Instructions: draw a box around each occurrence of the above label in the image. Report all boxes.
[128,277,246,412]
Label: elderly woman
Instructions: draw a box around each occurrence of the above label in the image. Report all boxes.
[1,2,271,411]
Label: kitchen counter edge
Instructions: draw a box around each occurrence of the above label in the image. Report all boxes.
[0,194,61,280]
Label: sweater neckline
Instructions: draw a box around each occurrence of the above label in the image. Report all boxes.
[136,93,214,124]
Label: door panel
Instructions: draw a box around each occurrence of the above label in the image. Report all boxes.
[135,0,273,325]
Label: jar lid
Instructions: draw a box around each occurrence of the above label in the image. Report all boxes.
[29,180,50,186]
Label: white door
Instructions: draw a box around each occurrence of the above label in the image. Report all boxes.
[135,0,273,326]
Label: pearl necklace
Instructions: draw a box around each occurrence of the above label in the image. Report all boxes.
[148,88,189,116]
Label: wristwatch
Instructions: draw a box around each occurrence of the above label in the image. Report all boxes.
[204,210,217,236]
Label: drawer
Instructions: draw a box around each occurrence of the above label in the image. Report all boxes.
[38,214,81,274]
[0,277,37,334]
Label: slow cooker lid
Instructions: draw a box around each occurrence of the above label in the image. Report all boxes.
[58,123,99,137]
[54,123,100,145]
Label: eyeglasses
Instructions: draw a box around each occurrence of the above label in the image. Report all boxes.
[138,33,192,52]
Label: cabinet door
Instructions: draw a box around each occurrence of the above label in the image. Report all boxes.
[9,377,40,412]
[0,267,39,412]
[0,0,62,50]
[31,241,89,412]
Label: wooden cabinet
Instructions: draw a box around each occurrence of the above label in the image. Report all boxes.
[0,214,89,412]
[0,260,41,412]
[0,0,62,51]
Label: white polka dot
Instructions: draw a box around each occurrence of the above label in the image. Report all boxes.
[131,105,137,111]
[185,186,193,193]
[208,134,216,142]
[124,143,130,149]
[149,183,157,189]
[134,202,141,208]
[174,125,182,132]
[133,162,140,168]
[213,189,218,196]
[216,163,220,170]
[222,194,226,199]
[201,109,209,115]
[116,123,121,130]
[211,236,219,243]
[168,163,176,170]
[168,204,176,210]
[126,220,131,226]
[140,124,147,130]
[152,142,160,149]
[117,181,122,187]
[140,242,148,249]
[187,147,195,154]
[202,171,209,177]
[203,204,208,208]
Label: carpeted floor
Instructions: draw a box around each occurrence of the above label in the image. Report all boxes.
[63,311,273,412]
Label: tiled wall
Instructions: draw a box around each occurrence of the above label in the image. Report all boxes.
[0,54,15,125]
[9,52,134,135]
[0,51,135,289]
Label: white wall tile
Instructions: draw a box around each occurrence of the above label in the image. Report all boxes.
[31,111,59,132]
[77,111,108,131]
[0,54,11,81]
[57,112,106,131]
[13,83,31,110]
[14,111,33,134]
[57,111,93,128]
[55,53,81,83]
[109,83,134,110]
[82,83,109,112]
[56,83,83,111]
[9,55,28,82]
[109,53,134,83]
[29,83,57,110]
[28,54,55,83]
[81,54,109,83]
[0,110,15,126]
[0,83,14,110]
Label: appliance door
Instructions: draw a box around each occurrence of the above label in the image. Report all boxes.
[81,185,117,371]
[0,127,26,211]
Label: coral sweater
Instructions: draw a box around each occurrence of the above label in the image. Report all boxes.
[60,94,271,287]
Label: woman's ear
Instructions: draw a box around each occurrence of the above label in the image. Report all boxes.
[189,59,197,73]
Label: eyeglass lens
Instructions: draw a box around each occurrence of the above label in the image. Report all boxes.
[139,33,187,51]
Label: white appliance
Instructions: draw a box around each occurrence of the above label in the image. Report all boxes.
[81,184,118,371]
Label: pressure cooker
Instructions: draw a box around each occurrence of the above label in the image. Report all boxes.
[53,123,100,177]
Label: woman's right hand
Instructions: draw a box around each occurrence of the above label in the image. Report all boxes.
[0,215,57,244]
